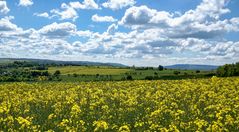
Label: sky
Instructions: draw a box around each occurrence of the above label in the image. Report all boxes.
[0,0,239,66]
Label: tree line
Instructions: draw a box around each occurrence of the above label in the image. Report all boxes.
[216,62,239,77]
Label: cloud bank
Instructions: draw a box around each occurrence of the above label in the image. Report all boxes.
[0,0,239,66]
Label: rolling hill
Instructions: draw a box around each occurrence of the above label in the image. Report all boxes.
[165,64,219,70]
[0,58,127,67]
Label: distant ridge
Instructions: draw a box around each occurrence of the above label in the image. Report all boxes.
[0,58,128,67]
[0,58,220,70]
[165,64,219,70]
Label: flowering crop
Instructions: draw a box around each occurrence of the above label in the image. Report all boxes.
[0,77,239,131]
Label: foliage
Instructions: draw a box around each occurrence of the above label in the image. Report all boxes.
[0,77,239,131]
[158,65,164,71]
[53,70,61,76]
[173,71,180,75]
[196,70,200,73]
[145,76,159,80]
[0,69,59,82]
[216,62,239,77]
[126,75,133,80]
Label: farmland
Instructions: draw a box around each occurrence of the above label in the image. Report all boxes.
[0,59,217,82]
[47,66,131,75]
[46,66,213,81]
[1,77,239,131]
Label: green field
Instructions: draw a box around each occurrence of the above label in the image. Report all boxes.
[0,60,217,82]
[128,69,207,76]
[47,66,131,75]
[0,59,14,64]
[44,66,214,82]
[48,66,209,76]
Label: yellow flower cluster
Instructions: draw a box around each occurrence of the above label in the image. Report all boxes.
[0,77,239,131]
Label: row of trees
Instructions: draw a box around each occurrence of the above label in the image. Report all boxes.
[132,65,164,71]
[0,70,61,82]
[216,62,239,77]
[0,61,86,70]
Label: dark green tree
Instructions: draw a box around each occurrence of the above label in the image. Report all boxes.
[216,62,239,77]
[54,70,61,76]
[173,71,180,75]
[158,65,164,71]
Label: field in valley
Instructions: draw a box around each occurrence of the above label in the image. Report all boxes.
[0,59,217,82]
[47,66,131,75]
[43,66,214,82]
[1,77,239,131]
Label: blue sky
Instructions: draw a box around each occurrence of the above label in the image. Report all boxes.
[0,0,239,66]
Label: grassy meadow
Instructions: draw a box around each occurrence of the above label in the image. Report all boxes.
[47,66,131,75]
[43,66,215,81]
[0,59,216,82]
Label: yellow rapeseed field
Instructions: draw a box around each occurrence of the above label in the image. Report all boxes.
[0,77,239,131]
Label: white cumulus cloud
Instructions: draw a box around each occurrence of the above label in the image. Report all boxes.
[34,12,50,18]
[92,14,117,22]
[0,1,10,14]
[107,24,118,34]
[19,0,33,7]
[120,0,239,39]
[69,0,100,10]
[50,3,78,21]
[50,0,100,21]
[0,16,20,32]
[102,0,135,10]
[38,22,77,38]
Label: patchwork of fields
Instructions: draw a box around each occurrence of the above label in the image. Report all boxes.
[47,66,131,75]
[1,77,239,131]
[44,66,214,81]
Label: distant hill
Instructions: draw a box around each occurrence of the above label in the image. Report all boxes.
[0,58,220,70]
[0,58,127,67]
[165,64,219,71]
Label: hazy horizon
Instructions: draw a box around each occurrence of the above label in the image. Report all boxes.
[0,0,239,66]
[0,57,225,67]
